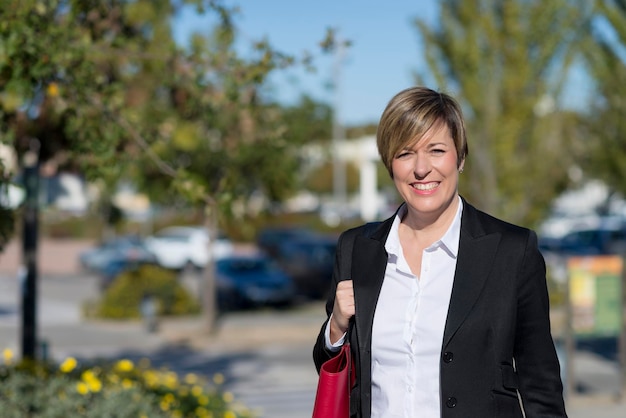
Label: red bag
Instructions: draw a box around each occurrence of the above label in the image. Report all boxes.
[311,342,355,418]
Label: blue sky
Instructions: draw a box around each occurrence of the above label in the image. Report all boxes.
[173,0,438,126]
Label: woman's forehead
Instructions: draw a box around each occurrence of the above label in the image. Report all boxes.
[403,121,451,148]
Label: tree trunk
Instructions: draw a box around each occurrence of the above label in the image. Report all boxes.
[202,202,218,333]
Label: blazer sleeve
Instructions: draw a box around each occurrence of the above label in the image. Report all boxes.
[514,230,567,416]
[312,229,349,373]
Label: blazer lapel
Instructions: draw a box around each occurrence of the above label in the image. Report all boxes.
[352,220,391,351]
[348,201,502,350]
[443,203,501,347]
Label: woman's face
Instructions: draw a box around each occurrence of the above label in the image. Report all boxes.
[391,123,463,225]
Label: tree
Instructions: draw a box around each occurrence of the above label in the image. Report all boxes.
[0,0,328,333]
[414,0,591,227]
[581,0,626,200]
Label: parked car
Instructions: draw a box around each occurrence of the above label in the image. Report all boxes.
[79,235,156,273]
[272,234,338,299]
[539,222,626,256]
[145,226,234,270]
[256,226,315,259]
[216,254,296,311]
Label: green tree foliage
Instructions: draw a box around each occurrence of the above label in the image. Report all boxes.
[0,0,331,330]
[414,0,591,227]
[280,94,332,145]
[0,0,328,229]
[582,0,626,198]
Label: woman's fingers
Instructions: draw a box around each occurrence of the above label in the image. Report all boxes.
[332,280,355,332]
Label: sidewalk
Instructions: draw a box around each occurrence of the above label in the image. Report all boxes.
[567,396,625,418]
[0,237,93,276]
[159,307,626,418]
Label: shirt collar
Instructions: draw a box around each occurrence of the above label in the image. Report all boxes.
[385,196,464,259]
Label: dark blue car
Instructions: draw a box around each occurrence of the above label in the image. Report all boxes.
[539,224,626,256]
[216,254,296,311]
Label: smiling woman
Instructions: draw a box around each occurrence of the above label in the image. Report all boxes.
[313,86,567,418]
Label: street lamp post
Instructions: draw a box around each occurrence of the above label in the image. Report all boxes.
[21,138,40,360]
[332,35,347,222]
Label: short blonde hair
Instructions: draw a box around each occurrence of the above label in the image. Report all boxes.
[376,87,468,177]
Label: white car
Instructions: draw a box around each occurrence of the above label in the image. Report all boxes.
[145,226,234,270]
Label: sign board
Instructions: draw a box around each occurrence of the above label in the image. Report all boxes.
[567,256,622,337]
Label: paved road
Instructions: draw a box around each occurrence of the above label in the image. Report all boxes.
[0,271,624,417]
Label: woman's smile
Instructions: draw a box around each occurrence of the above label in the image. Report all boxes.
[411,181,439,193]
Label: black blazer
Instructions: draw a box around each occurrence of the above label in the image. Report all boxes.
[313,199,567,418]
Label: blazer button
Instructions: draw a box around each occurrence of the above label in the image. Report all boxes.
[442,351,454,363]
[446,397,457,408]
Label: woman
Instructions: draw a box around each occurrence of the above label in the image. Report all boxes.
[313,87,567,417]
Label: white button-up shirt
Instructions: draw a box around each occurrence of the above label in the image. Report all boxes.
[371,199,461,417]
[327,198,462,417]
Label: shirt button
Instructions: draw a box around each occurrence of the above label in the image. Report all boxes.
[442,351,454,363]
[446,397,457,408]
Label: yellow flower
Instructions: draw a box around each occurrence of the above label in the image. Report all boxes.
[191,385,203,397]
[224,411,237,418]
[76,382,89,395]
[122,378,134,389]
[115,359,134,372]
[59,357,77,373]
[212,373,224,385]
[143,370,159,387]
[222,391,234,403]
[194,406,209,417]
[81,370,102,393]
[88,379,102,392]
[184,372,198,385]
[163,371,178,388]
[46,82,59,97]
[159,399,171,411]
[3,348,13,364]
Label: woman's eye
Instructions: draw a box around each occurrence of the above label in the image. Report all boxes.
[395,151,411,159]
[431,148,445,155]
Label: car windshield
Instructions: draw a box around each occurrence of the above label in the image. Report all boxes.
[217,258,271,274]
[101,236,143,248]
[155,230,192,241]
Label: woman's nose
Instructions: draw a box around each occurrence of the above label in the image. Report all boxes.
[413,153,431,178]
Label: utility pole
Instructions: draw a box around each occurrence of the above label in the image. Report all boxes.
[331,34,347,223]
[21,138,40,361]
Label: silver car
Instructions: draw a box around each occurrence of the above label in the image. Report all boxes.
[145,226,233,270]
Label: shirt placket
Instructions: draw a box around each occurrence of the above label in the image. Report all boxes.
[409,249,436,417]
[403,275,418,417]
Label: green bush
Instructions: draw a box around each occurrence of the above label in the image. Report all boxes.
[0,354,253,417]
[93,265,201,319]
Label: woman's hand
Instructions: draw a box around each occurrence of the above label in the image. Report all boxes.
[330,280,354,343]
